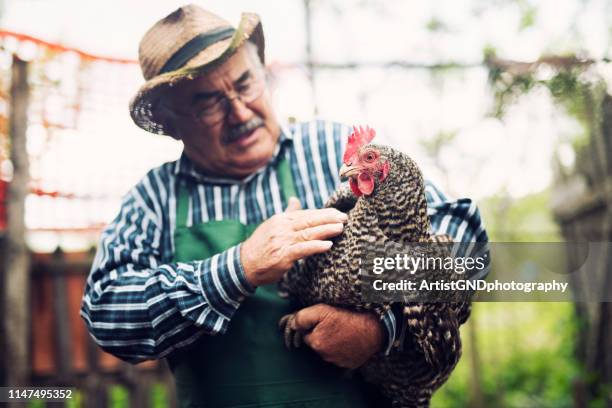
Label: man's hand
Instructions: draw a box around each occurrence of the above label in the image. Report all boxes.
[292,304,384,369]
[241,197,348,287]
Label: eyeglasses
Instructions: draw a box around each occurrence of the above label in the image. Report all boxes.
[170,70,266,126]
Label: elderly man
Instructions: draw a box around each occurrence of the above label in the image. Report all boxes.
[81,5,488,407]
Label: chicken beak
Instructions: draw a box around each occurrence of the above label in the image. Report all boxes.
[339,163,359,180]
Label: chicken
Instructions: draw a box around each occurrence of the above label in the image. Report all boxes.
[278,126,472,408]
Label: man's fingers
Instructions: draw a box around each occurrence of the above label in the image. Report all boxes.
[284,197,302,212]
[293,304,328,331]
[291,208,348,230]
[302,332,325,356]
[288,240,333,260]
[296,223,343,242]
[302,332,314,348]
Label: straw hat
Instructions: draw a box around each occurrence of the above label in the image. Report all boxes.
[129,4,265,135]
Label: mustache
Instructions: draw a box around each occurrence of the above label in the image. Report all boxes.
[225,117,265,144]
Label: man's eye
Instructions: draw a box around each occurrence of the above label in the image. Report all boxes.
[236,83,253,94]
[198,97,222,110]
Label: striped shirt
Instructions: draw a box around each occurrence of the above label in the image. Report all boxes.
[80,120,489,363]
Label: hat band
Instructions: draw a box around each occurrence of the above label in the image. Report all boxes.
[159,26,236,75]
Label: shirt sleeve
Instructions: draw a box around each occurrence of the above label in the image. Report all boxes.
[80,189,255,363]
[390,180,490,351]
[380,309,397,355]
[424,181,490,280]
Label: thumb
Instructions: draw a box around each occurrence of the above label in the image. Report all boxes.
[285,196,302,212]
[293,304,329,331]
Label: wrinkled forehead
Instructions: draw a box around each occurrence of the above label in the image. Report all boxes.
[202,47,258,86]
[164,47,259,102]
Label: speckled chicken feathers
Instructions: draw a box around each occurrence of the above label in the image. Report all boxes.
[279,144,472,408]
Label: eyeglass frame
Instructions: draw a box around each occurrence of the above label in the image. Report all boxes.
[160,66,267,126]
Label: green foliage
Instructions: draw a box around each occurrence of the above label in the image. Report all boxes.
[432,303,580,408]
[24,390,82,408]
[426,17,448,33]
[432,189,578,406]
[478,188,561,242]
[27,399,45,408]
[482,45,497,61]
[487,55,609,185]
[518,5,537,30]
[485,53,606,134]
[109,385,129,408]
[66,390,83,408]
[151,382,169,408]
[544,70,601,128]
[488,71,537,118]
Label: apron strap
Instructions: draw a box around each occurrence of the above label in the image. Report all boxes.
[175,154,296,229]
[277,154,297,204]
[176,181,190,229]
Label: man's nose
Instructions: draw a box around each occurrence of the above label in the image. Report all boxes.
[226,94,253,124]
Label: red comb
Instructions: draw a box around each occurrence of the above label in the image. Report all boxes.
[343,126,376,164]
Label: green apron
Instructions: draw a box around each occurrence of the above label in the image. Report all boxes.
[168,157,372,408]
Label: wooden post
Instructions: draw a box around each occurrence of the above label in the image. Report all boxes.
[303,0,318,115]
[2,55,30,388]
[52,256,73,381]
[467,317,486,408]
[0,217,5,386]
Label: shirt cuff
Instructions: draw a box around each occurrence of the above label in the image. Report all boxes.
[380,308,397,355]
[196,244,256,321]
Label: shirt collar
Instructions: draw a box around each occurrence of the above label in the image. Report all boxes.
[174,123,295,185]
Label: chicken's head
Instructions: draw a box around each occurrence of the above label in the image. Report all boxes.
[339,126,390,196]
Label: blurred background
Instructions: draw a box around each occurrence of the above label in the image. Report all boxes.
[0,0,611,407]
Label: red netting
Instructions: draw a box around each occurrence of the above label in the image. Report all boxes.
[0,31,182,247]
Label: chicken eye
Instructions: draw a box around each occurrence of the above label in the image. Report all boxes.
[364,151,376,162]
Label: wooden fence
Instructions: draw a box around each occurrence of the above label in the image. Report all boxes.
[18,250,175,407]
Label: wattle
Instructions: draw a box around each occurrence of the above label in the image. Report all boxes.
[358,173,375,195]
[349,173,374,196]
[349,178,362,196]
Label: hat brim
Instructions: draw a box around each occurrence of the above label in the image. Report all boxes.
[129,12,265,135]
